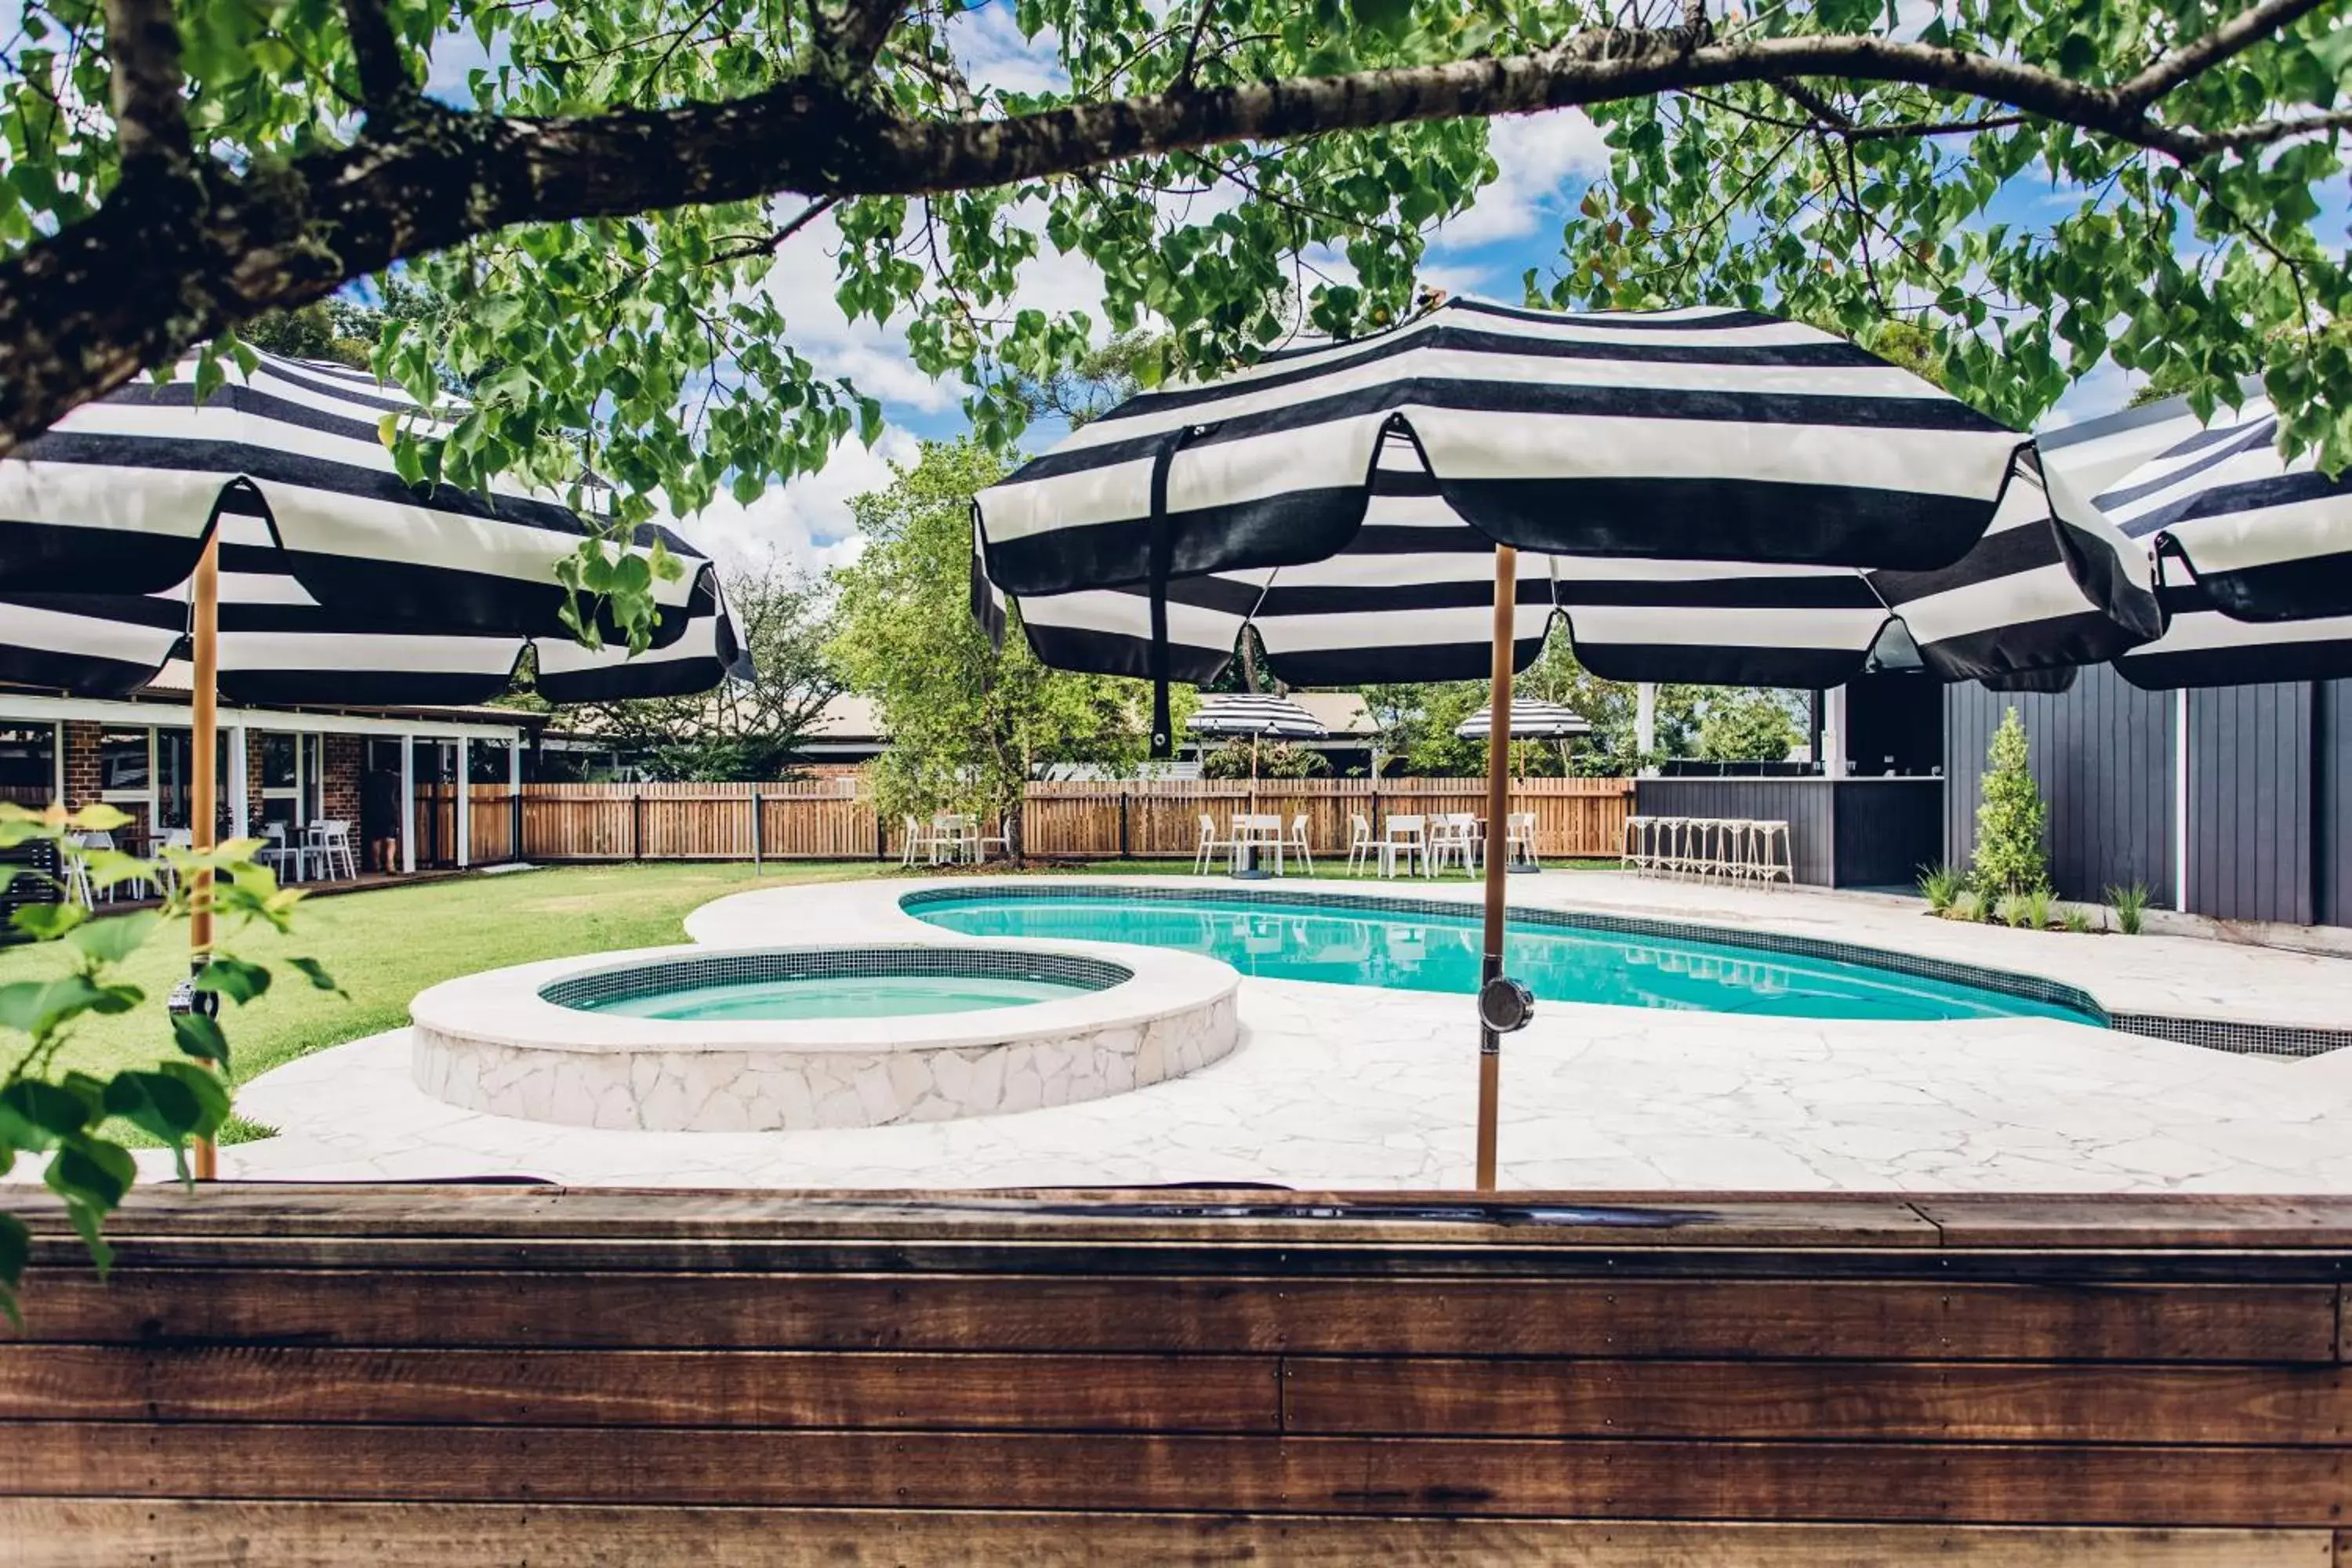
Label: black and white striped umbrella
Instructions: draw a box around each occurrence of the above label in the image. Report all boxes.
[1454,699,1590,740]
[0,350,706,638]
[1003,438,2158,692]
[979,303,2161,702]
[1184,692,1327,739]
[0,487,750,705]
[2097,399,2352,688]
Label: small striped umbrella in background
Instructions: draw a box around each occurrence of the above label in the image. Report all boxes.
[1185,691,1327,793]
[1457,695,1592,782]
[1454,699,1592,739]
[975,296,2162,1190]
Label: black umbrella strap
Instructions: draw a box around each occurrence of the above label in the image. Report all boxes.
[1148,433,1181,759]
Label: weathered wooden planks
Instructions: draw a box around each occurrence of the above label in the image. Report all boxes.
[5,1186,2351,1564]
[3,1504,2330,1568]
[496,776,1638,864]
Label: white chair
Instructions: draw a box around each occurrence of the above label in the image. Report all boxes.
[68,831,119,903]
[1344,813,1374,877]
[1504,811,1540,869]
[970,820,1011,863]
[1192,813,1236,874]
[1287,813,1314,875]
[1374,815,1427,878]
[307,818,359,880]
[900,814,945,869]
[1428,814,1477,877]
[255,822,301,882]
[1232,813,1287,875]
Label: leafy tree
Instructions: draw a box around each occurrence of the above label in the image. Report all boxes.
[829,439,1153,852]
[2,0,2346,514]
[1695,690,1804,763]
[1969,707,2053,898]
[1519,641,1700,775]
[0,806,339,1319]
[240,303,374,369]
[1013,332,1167,431]
[564,557,841,782]
[1200,737,1329,779]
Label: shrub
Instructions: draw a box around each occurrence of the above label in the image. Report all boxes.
[2106,880,2152,936]
[2018,888,2053,931]
[1918,863,1964,914]
[1969,708,2051,901]
[1951,889,1987,923]
[2060,906,2094,934]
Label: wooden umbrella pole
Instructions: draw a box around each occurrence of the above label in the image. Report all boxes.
[1475,545,1515,1192]
[190,532,220,1182]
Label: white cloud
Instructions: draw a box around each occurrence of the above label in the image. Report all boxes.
[760,212,962,414]
[672,426,922,575]
[949,4,1071,97]
[1431,111,1610,252]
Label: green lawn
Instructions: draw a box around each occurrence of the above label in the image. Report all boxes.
[7,854,1616,1136]
[10,861,888,1091]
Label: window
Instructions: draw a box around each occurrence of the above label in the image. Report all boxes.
[0,725,55,807]
[302,734,325,820]
[259,733,296,791]
[470,739,514,786]
[99,729,151,797]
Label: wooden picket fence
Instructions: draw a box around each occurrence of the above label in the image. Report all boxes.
[455,776,1634,865]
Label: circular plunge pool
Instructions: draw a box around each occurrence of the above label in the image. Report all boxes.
[408,942,1240,1132]
[545,947,1130,1022]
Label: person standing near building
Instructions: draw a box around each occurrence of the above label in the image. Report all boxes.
[361,764,402,874]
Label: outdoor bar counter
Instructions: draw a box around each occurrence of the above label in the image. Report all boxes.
[1633,774,1944,889]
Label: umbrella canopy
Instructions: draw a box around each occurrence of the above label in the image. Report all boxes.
[0,350,706,638]
[1454,699,1590,740]
[978,299,2044,596]
[1185,692,1327,740]
[2097,400,2352,689]
[1004,434,2158,692]
[0,487,750,705]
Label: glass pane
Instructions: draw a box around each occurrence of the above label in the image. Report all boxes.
[470,741,511,785]
[303,734,325,819]
[260,733,296,789]
[0,725,54,805]
[100,729,151,796]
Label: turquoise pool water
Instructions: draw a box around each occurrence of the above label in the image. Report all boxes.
[583,974,1093,1022]
[909,891,2101,1025]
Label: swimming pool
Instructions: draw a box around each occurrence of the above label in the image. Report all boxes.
[906,888,2106,1025]
[542,947,1123,1023]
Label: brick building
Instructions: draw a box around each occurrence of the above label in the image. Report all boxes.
[1,666,542,874]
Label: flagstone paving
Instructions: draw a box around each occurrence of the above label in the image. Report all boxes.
[193,872,2352,1192]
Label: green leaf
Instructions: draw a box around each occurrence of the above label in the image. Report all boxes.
[286,956,344,996]
[103,1065,229,1148]
[1346,0,1412,36]
[193,956,272,1005]
[0,975,129,1039]
[10,902,85,942]
[172,1011,231,1067]
[64,910,160,965]
[0,1078,98,1149]
[0,1213,24,1328]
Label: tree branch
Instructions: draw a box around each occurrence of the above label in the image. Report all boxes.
[2,9,2339,456]
[342,0,417,111]
[100,0,190,169]
[811,0,902,71]
[2115,0,2338,107]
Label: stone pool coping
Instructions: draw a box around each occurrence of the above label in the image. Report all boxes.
[412,939,1234,1056]
[406,938,1242,1132]
[686,873,2352,1056]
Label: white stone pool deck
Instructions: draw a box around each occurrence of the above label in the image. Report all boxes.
[208,870,2352,1192]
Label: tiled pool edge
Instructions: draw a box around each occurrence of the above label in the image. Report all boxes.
[900,884,2350,1061]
